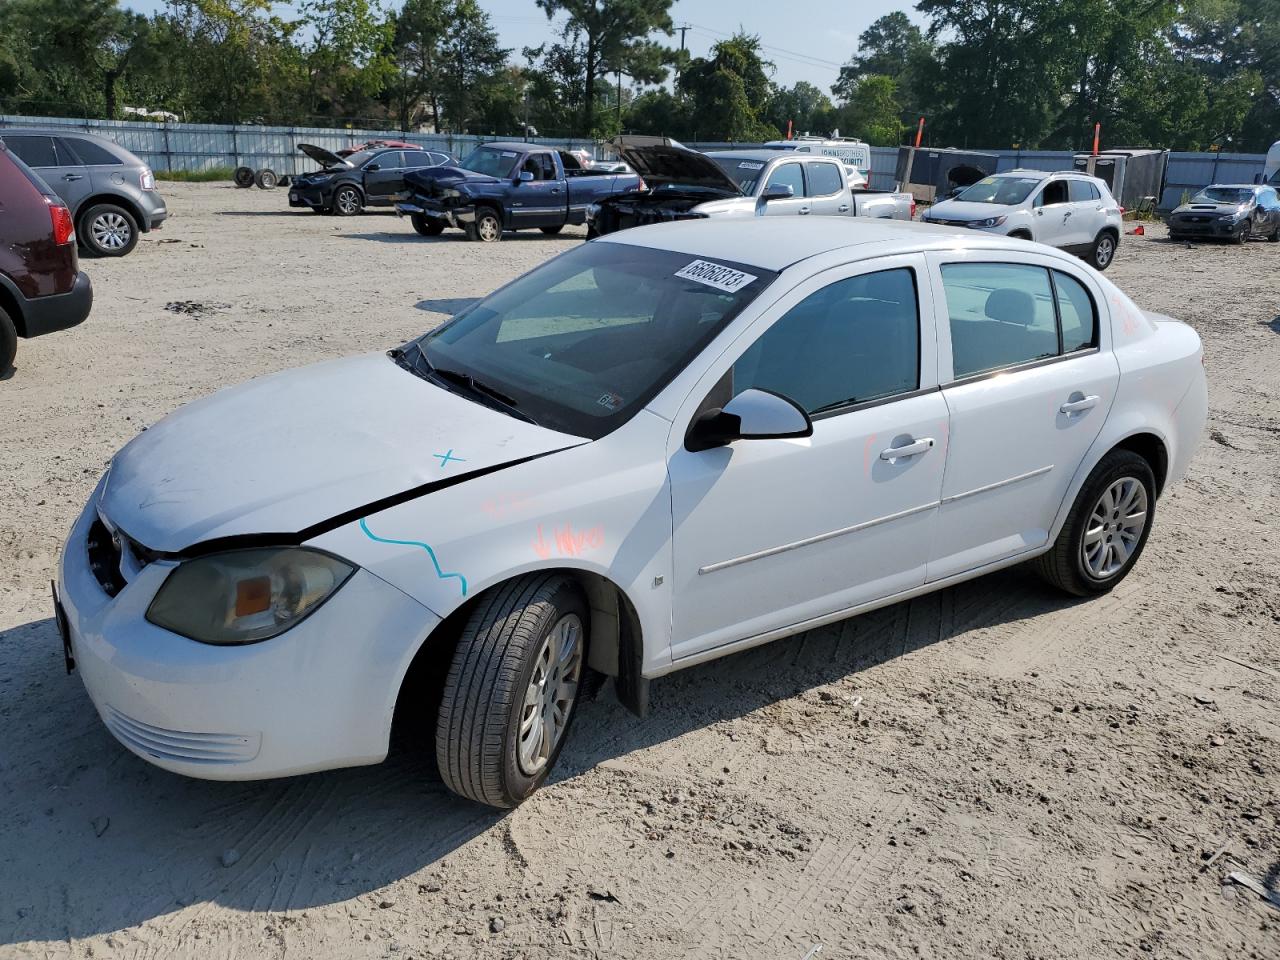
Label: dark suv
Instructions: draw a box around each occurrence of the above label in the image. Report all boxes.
[1,127,168,257]
[0,139,93,374]
[289,143,454,215]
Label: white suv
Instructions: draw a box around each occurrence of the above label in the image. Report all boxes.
[923,170,1124,270]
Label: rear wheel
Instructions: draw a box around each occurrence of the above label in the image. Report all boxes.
[539,225,564,236]
[79,204,138,257]
[1033,449,1155,596]
[436,574,588,807]
[333,186,363,216]
[0,305,17,376]
[1089,231,1117,270]
[466,208,502,242]
[411,213,445,236]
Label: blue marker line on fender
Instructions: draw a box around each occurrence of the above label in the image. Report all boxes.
[358,518,468,597]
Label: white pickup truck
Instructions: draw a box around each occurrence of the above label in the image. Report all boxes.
[588,137,914,236]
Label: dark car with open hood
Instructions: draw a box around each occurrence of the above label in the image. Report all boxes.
[1167,184,1280,243]
[0,137,92,376]
[288,143,455,216]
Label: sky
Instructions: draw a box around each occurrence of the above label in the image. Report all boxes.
[121,0,925,93]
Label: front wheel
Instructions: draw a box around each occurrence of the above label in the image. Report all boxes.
[1033,449,1155,596]
[1089,231,1117,270]
[466,208,502,242]
[332,186,363,216]
[79,204,138,257]
[1233,223,1248,245]
[539,225,564,236]
[411,213,445,236]
[436,574,588,807]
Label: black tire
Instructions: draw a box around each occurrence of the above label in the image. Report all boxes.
[233,166,255,188]
[1008,230,1033,241]
[1269,226,1280,242]
[1033,449,1156,597]
[332,185,363,216]
[436,574,589,808]
[1089,231,1117,270]
[1233,224,1248,245]
[0,305,17,376]
[254,168,277,189]
[539,225,564,236]
[585,224,600,240]
[467,207,502,242]
[78,203,139,257]
[411,213,445,236]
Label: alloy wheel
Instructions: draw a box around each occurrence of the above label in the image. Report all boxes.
[1081,476,1147,579]
[1095,236,1114,267]
[516,613,583,776]
[478,216,500,242]
[336,189,360,215]
[92,213,132,250]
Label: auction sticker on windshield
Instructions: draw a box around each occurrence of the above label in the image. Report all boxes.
[738,161,764,170]
[674,260,758,293]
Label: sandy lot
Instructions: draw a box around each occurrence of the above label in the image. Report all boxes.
[1,182,1277,959]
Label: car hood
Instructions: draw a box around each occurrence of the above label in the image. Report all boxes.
[610,136,743,195]
[925,199,1012,221]
[404,165,500,192]
[1172,200,1251,216]
[99,353,583,553]
[298,143,352,169]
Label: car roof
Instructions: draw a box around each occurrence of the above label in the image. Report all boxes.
[0,127,133,156]
[597,217,1057,273]
[478,141,550,152]
[1203,183,1262,190]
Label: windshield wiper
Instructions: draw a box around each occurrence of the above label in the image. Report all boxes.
[432,366,540,426]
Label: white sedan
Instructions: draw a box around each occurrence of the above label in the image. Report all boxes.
[56,219,1207,807]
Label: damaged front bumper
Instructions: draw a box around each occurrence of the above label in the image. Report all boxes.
[395,195,476,227]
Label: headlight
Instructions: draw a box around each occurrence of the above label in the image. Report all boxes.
[1217,213,1240,221]
[147,547,354,645]
[968,216,1007,228]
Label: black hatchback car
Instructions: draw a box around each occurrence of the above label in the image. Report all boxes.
[288,144,454,216]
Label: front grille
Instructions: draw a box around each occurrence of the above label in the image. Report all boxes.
[103,705,261,765]
[86,518,126,597]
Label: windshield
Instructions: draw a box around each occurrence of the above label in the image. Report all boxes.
[955,176,1040,205]
[409,244,776,439]
[711,157,767,193]
[344,149,380,168]
[1192,187,1253,204]
[460,146,520,178]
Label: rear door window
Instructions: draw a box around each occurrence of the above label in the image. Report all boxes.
[1053,270,1098,352]
[1069,180,1098,202]
[4,135,58,167]
[807,162,843,197]
[64,136,122,165]
[942,263,1060,378]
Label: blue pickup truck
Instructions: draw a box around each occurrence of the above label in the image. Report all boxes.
[397,142,642,241]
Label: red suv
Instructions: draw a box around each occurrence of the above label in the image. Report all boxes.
[0,137,92,374]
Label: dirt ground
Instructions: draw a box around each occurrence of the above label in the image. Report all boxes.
[1,183,1278,960]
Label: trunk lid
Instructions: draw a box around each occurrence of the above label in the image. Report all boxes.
[100,353,582,552]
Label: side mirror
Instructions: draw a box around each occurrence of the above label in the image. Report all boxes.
[761,183,794,202]
[517,170,535,183]
[365,163,381,172]
[685,388,813,452]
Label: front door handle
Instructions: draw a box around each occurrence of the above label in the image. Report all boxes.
[1060,395,1100,415]
[64,173,83,181]
[798,206,811,215]
[837,204,850,213]
[880,437,935,460]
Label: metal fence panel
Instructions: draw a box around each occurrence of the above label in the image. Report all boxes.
[1,115,1270,208]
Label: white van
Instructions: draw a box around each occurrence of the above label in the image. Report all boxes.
[763,134,872,187]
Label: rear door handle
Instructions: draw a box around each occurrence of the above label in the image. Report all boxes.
[837,204,850,213]
[1060,395,1100,414]
[880,437,935,460]
[64,174,83,181]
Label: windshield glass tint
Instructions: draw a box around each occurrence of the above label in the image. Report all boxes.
[956,176,1039,205]
[460,146,520,178]
[414,244,776,438]
[711,156,766,192]
[1193,187,1252,204]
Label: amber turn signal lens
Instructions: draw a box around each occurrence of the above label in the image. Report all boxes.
[234,576,272,616]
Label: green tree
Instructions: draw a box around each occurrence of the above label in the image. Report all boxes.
[833,75,903,145]
[434,0,509,132]
[388,0,448,131]
[764,81,834,137]
[680,33,776,141]
[533,0,674,136]
[298,0,394,120]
